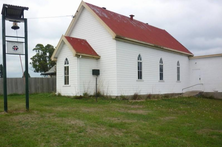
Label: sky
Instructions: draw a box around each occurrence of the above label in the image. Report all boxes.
[0,0,221,77]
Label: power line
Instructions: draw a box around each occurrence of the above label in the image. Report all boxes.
[28,15,74,19]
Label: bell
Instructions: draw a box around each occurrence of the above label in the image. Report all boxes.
[11,22,20,30]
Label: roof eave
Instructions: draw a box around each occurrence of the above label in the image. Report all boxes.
[65,1,116,38]
[51,35,77,61]
[189,53,222,59]
[115,35,193,56]
[65,1,85,36]
[76,53,100,59]
[51,35,64,61]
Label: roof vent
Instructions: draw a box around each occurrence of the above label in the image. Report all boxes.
[129,14,134,20]
[146,23,149,25]
[102,7,106,10]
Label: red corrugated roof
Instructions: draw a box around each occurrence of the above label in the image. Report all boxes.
[86,3,192,55]
[65,36,99,57]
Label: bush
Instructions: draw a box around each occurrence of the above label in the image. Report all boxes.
[146,94,152,99]
[119,95,129,100]
[94,90,104,97]
[132,93,140,100]
[83,92,90,97]
[73,95,83,99]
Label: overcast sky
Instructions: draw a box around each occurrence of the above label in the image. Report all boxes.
[0,0,221,77]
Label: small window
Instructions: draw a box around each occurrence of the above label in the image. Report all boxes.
[177,61,180,81]
[64,58,69,85]
[159,58,163,81]
[138,54,142,79]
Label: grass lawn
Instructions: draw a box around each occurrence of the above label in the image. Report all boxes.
[0,94,222,147]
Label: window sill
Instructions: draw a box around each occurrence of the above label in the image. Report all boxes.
[176,81,181,83]
[63,85,71,87]
[137,79,144,82]
[159,80,164,82]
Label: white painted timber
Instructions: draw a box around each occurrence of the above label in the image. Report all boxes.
[189,56,222,92]
[116,41,190,95]
[79,57,98,95]
[56,43,78,96]
[69,8,117,95]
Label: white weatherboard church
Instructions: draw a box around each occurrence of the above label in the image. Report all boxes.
[51,1,222,96]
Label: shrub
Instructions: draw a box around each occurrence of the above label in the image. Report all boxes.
[83,92,90,97]
[119,95,129,100]
[132,93,140,100]
[94,90,104,97]
[73,95,83,99]
[146,94,152,99]
[57,93,62,96]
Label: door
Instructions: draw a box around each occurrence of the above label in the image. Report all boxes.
[192,69,201,84]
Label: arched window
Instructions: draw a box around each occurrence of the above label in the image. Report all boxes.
[177,61,180,81]
[64,58,69,85]
[138,54,142,79]
[159,58,163,81]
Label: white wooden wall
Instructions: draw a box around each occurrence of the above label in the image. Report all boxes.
[69,8,117,95]
[116,41,190,95]
[56,43,78,96]
[79,57,98,95]
[189,56,222,92]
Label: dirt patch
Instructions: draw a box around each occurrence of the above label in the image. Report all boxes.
[86,125,123,137]
[148,130,159,136]
[4,109,27,114]
[117,109,150,115]
[160,116,177,121]
[127,110,149,114]
[52,117,85,127]
[65,119,85,126]
[129,100,146,102]
[124,105,144,109]
[197,129,222,134]
[52,107,77,111]
[0,112,8,115]
[80,107,99,113]
[106,117,137,123]
[12,114,40,122]
[183,123,193,126]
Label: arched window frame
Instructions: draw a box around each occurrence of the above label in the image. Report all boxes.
[64,58,69,85]
[177,61,180,81]
[159,58,163,81]
[137,54,142,80]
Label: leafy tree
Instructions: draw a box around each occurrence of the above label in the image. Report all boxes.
[30,44,56,73]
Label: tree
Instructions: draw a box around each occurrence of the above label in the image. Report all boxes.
[30,44,56,73]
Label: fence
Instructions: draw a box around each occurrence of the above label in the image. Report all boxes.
[0,77,56,94]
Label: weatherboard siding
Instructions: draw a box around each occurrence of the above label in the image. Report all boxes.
[79,57,98,95]
[116,41,190,95]
[56,44,78,96]
[189,56,222,92]
[70,7,117,95]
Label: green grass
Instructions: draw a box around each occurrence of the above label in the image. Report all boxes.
[0,93,222,147]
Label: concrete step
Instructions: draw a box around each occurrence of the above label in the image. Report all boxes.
[182,90,203,97]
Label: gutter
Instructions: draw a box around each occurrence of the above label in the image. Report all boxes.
[115,35,193,57]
